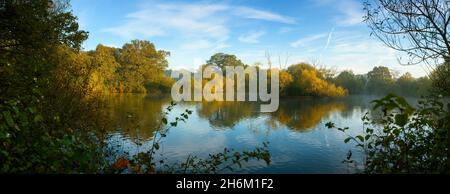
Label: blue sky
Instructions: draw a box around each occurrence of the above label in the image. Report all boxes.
[71,0,426,77]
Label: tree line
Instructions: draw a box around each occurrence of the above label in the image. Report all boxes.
[332,66,434,97]
[199,53,439,98]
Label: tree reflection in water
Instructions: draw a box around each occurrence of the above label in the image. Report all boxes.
[101,94,375,173]
[103,95,375,140]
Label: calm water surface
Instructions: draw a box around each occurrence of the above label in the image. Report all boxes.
[103,94,395,173]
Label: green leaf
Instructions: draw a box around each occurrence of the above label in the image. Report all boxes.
[395,114,408,126]
[344,137,352,143]
[2,111,14,127]
[162,118,167,125]
[28,107,36,114]
[356,135,364,142]
[395,96,410,107]
[170,122,177,127]
[0,149,9,156]
[34,114,44,123]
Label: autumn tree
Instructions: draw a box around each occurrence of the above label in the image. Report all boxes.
[0,0,106,173]
[279,70,294,96]
[0,0,88,99]
[286,63,347,97]
[116,40,170,93]
[89,44,120,93]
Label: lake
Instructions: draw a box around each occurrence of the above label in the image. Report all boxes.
[102,94,390,174]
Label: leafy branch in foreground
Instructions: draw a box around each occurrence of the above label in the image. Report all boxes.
[111,102,271,174]
[166,142,271,174]
[326,94,450,173]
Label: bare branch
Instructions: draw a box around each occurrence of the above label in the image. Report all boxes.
[365,0,450,70]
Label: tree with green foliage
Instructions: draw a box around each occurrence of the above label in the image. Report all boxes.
[89,44,120,93]
[0,0,106,173]
[331,69,432,97]
[0,0,88,99]
[395,73,416,96]
[394,72,432,97]
[206,53,246,71]
[116,40,170,93]
[430,62,450,96]
[334,71,366,95]
[366,66,395,95]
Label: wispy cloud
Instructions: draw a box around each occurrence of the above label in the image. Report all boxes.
[104,2,295,39]
[324,27,334,50]
[181,39,212,50]
[104,3,229,39]
[337,1,364,26]
[238,31,266,44]
[311,0,364,26]
[320,31,425,75]
[213,42,231,51]
[104,1,296,52]
[233,7,297,24]
[290,33,328,48]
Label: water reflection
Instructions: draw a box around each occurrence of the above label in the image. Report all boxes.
[104,94,169,141]
[197,101,259,128]
[102,94,380,173]
[269,98,348,131]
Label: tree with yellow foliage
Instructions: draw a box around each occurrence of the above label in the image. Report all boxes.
[285,63,347,97]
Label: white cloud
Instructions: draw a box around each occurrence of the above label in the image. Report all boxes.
[104,1,296,54]
[181,39,212,50]
[104,3,229,39]
[233,7,297,24]
[311,0,364,26]
[337,1,364,26]
[321,31,425,76]
[238,31,266,44]
[104,2,296,39]
[232,50,268,67]
[290,33,328,48]
[286,30,426,77]
[213,43,232,51]
[180,37,232,51]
